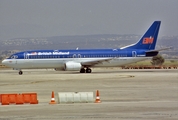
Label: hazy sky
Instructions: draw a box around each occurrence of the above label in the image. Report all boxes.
[0,0,178,40]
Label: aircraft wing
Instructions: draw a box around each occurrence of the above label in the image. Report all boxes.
[81,58,113,66]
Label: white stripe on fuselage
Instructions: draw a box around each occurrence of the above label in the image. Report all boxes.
[3,57,149,69]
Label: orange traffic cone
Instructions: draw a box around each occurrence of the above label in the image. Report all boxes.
[95,90,101,103]
[49,91,56,104]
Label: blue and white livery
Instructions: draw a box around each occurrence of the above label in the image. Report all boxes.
[2,21,163,75]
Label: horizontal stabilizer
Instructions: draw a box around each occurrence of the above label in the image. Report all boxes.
[145,47,171,57]
[146,47,172,52]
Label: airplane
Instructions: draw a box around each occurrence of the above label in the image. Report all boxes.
[2,21,164,75]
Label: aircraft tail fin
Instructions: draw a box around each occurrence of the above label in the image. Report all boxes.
[120,21,161,50]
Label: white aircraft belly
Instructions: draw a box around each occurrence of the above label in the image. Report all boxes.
[15,59,64,69]
[10,57,149,69]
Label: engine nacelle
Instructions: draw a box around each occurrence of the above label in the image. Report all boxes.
[64,62,82,71]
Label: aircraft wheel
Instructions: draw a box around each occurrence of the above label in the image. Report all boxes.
[80,68,86,73]
[86,68,92,73]
[19,71,23,75]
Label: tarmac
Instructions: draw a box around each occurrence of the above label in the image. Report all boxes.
[0,68,178,120]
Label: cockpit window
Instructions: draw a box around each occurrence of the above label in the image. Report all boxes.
[10,55,18,59]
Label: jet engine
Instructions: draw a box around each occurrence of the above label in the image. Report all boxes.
[64,62,82,71]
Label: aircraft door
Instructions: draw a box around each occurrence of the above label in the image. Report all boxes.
[78,54,81,58]
[24,52,29,59]
[132,51,137,57]
[73,54,81,61]
[23,52,33,68]
[73,54,81,58]
[73,54,76,58]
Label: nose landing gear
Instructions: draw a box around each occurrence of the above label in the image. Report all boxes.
[19,70,23,75]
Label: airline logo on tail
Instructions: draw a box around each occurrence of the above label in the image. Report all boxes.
[142,36,154,44]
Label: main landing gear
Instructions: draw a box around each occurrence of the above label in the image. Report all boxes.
[80,68,92,73]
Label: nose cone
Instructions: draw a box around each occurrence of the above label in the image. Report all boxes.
[2,59,9,65]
